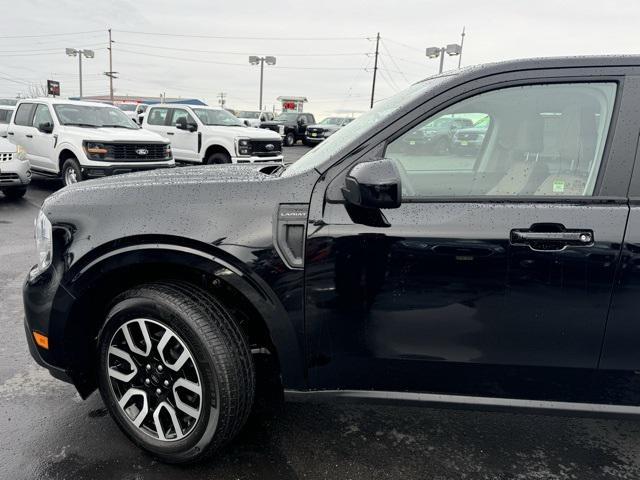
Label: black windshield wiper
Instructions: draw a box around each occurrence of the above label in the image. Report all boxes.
[100,124,136,129]
[64,122,99,128]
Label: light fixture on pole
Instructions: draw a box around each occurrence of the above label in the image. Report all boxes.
[249,55,276,111]
[426,43,461,74]
[65,48,95,100]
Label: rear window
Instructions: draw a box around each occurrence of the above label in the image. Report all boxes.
[14,103,35,126]
[0,109,12,124]
[147,108,169,126]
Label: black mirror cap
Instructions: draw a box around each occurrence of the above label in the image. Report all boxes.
[38,122,54,134]
[187,123,197,132]
[175,117,187,130]
[342,159,402,209]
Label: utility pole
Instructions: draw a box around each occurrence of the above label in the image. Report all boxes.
[105,29,118,103]
[458,26,466,69]
[370,32,380,109]
[217,92,227,108]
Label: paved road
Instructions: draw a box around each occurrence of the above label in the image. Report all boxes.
[3,146,640,479]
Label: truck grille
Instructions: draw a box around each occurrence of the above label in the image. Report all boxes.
[0,152,13,162]
[0,173,19,182]
[250,139,282,157]
[103,142,169,162]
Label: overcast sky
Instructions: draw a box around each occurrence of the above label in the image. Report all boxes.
[2,0,640,117]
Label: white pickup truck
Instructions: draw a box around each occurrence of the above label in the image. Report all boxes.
[9,99,174,186]
[143,104,283,164]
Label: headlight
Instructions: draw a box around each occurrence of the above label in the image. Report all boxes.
[83,141,109,160]
[30,210,53,280]
[235,137,251,156]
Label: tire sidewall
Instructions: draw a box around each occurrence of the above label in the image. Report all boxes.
[206,152,231,164]
[62,157,82,186]
[285,133,295,146]
[2,187,27,199]
[97,295,221,462]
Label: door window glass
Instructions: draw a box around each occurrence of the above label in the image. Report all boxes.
[147,107,169,126]
[385,83,617,197]
[32,104,53,127]
[14,103,35,126]
[170,109,195,126]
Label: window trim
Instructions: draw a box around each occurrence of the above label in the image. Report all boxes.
[31,103,53,128]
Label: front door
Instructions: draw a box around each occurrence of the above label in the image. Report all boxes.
[305,79,633,401]
[168,108,199,162]
[29,104,56,171]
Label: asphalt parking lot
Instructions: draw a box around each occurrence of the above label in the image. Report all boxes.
[3,145,640,479]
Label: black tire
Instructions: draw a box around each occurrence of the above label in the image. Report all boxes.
[205,151,231,164]
[97,282,255,464]
[1,186,27,199]
[284,132,296,147]
[62,157,83,186]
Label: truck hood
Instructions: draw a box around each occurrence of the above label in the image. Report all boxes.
[260,121,295,128]
[307,124,340,132]
[60,126,166,142]
[202,125,281,139]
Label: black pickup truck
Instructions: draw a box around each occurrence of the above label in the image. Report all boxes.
[260,111,316,146]
[23,56,640,464]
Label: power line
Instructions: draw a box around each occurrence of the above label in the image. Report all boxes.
[116,41,368,57]
[384,37,425,53]
[380,40,410,84]
[0,43,104,54]
[0,30,105,39]
[116,48,363,70]
[113,30,370,41]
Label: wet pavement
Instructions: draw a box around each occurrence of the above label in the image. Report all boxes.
[3,146,640,479]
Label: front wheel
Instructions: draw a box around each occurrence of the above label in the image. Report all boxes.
[284,132,296,147]
[97,282,255,464]
[62,157,83,186]
[205,151,231,164]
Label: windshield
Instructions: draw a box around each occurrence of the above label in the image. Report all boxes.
[274,112,299,121]
[237,111,260,119]
[118,104,137,112]
[53,104,139,129]
[283,76,449,176]
[192,108,243,126]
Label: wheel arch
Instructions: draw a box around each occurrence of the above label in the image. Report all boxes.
[202,143,232,163]
[57,145,82,173]
[57,237,305,397]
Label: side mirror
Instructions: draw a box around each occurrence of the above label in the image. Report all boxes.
[298,118,306,126]
[175,117,187,130]
[38,122,54,134]
[187,122,197,132]
[244,119,251,127]
[342,159,402,209]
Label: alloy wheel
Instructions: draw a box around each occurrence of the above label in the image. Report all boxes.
[106,318,206,442]
[64,166,78,185]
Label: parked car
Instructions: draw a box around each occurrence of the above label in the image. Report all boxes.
[8,99,173,186]
[304,116,354,146]
[0,105,15,137]
[143,104,283,164]
[0,137,30,199]
[450,116,490,156]
[400,116,473,155]
[235,110,274,128]
[24,56,640,465]
[260,112,316,146]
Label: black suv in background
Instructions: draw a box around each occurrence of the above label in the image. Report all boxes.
[260,112,316,146]
[400,116,473,154]
[23,56,640,464]
[304,116,354,146]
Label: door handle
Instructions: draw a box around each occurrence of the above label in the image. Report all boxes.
[7,131,13,135]
[166,132,174,135]
[25,134,33,138]
[510,224,594,251]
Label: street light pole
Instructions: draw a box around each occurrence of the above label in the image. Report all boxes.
[259,58,264,111]
[249,56,276,111]
[426,43,462,74]
[66,48,94,100]
[78,53,83,99]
